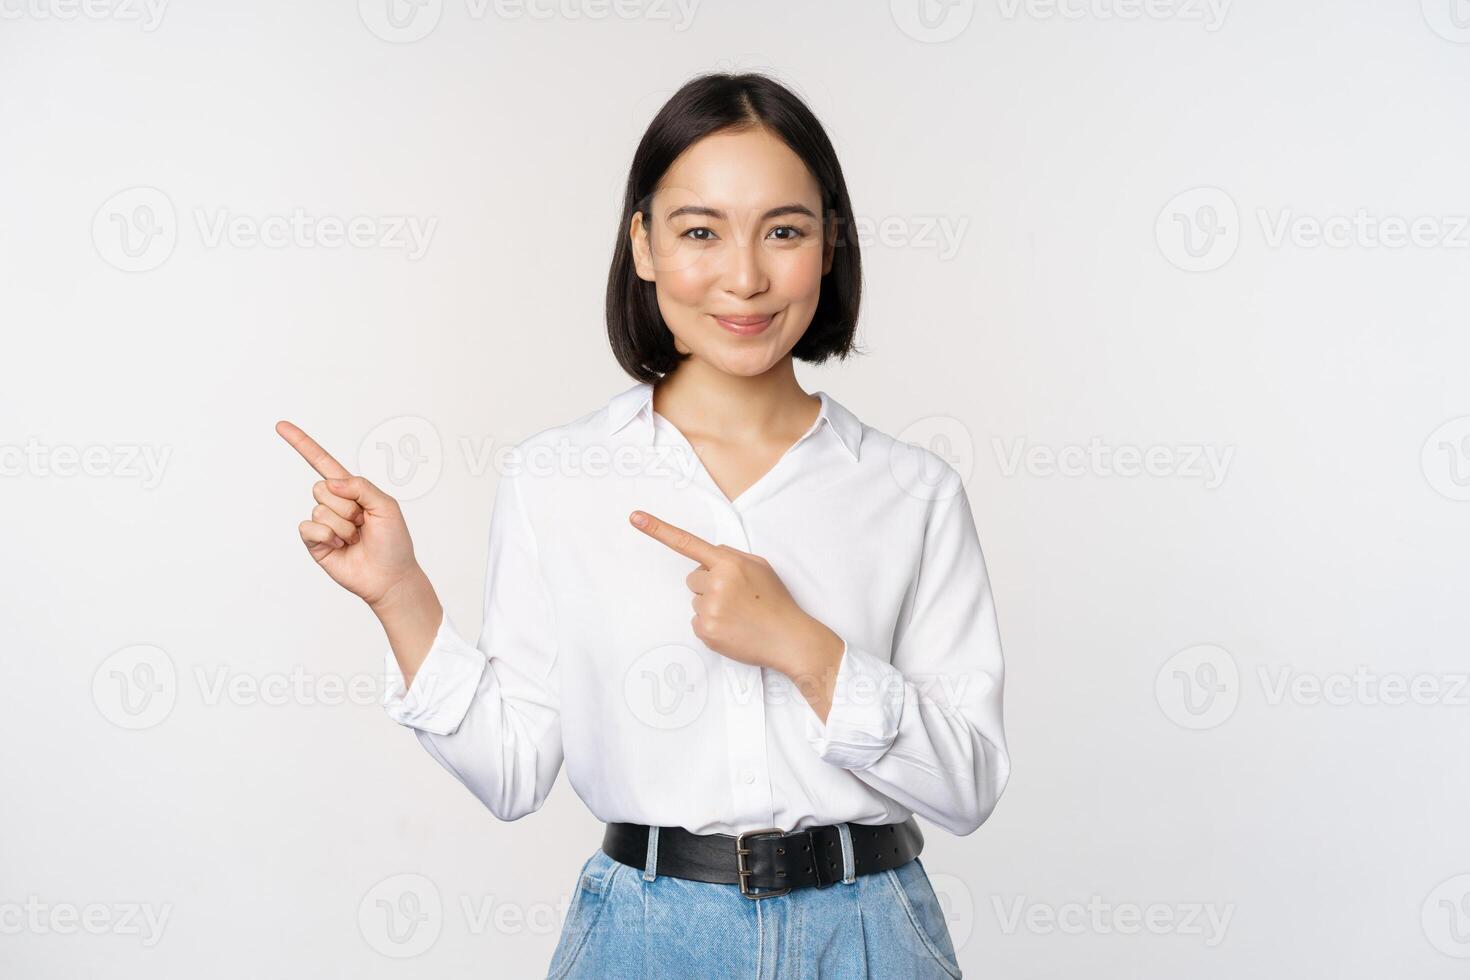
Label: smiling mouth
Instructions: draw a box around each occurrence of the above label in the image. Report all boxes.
[711,311,777,336]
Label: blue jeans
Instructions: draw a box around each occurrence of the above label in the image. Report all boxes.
[546,826,963,979]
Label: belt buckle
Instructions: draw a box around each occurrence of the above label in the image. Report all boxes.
[735,826,791,900]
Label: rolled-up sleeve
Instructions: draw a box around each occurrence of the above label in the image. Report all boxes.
[381,467,563,822]
[802,639,906,769]
[381,610,489,735]
[803,470,1010,836]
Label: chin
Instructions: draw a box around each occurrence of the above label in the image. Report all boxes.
[700,347,785,379]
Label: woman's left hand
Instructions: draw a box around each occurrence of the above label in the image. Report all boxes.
[628,509,841,679]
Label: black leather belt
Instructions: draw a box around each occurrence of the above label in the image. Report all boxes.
[601,818,924,899]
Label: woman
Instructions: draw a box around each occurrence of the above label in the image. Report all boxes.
[278,72,1009,979]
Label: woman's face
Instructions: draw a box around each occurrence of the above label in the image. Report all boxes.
[631,126,836,379]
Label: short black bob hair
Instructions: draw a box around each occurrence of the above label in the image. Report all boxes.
[605,72,864,383]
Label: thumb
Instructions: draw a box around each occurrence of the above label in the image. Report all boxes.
[325,475,396,513]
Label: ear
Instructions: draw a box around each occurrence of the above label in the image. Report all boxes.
[821,212,838,276]
[631,211,656,283]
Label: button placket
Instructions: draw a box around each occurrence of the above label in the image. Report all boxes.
[653,411,781,828]
[711,501,774,826]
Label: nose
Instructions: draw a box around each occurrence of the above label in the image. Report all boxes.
[720,239,768,299]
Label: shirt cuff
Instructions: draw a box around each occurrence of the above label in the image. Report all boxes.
[803,638,906,771]
[381,610,489,736]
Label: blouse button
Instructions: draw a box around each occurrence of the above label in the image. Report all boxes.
[739,768,755,785]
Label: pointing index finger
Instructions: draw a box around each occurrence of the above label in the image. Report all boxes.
[275,420,353,480]
[630,511,722,567]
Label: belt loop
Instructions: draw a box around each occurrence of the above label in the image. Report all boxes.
[837,822,856,884]
[642,825,660,881]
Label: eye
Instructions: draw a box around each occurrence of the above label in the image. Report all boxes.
[680,227,717,242]
[768,225,806,241]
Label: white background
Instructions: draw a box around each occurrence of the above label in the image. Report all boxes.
[4,0,1469,976]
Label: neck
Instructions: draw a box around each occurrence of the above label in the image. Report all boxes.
[652,357,816,441]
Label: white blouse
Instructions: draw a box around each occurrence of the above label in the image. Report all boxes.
[381,381,1010,837]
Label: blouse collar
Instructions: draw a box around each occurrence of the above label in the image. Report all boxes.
[606,381,862,463]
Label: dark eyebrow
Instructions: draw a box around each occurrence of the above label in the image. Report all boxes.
[664,203,818,222]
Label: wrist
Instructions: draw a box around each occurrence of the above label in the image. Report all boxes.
[370,567,441,694]
[370,566,437,622]
[783,613,843,686]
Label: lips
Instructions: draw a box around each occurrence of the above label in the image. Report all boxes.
[712,312,776,336]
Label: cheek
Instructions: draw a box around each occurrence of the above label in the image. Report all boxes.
[768,246,826,301]
[654,252,718,307]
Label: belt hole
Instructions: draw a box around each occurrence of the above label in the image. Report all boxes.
[776,847,784,854]
[777,871,786,878]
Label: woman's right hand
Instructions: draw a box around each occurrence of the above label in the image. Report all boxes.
[276,420,424,610]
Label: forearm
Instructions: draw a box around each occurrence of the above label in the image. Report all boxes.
[371,567,443,691]
[782,614,845,724]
